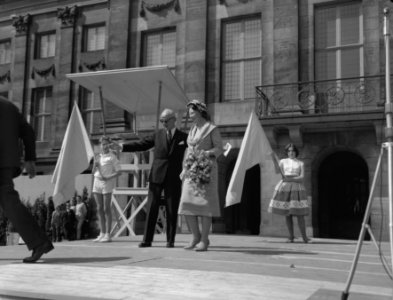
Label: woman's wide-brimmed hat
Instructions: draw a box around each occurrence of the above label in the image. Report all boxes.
[187,99,207,113]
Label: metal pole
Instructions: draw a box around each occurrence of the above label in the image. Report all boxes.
[342,9,393,299]
[183,109,190,130]
[155,81,162,129]
[99,86,106,135]
[341,147,385,299]
[383,7,393,273]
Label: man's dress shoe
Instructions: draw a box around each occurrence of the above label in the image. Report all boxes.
[23,242,54,263]
[166,242,174,248]
[138,242,152,248]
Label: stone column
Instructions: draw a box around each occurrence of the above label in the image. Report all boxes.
[273,0,299,111]
[104,0,132,133]
[273,0,298,84]
[184,0,207,101]
[10,14,31,115]
[53,5,79,149]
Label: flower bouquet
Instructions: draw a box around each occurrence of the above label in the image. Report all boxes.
[183,149,213,187]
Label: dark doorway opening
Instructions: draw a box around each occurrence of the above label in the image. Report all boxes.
[318,151,369,240]
[222,158,261,235]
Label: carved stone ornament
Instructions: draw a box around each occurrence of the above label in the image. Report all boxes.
[57,5,78,26]
[11,14,31,34]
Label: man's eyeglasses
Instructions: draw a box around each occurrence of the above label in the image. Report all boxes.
[160,117,174,123]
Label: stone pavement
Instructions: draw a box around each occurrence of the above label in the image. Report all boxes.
[0,234,391,300]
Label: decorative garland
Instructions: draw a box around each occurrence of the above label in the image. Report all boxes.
[78,57,106,72]
[139,0,180,18]
[0,70,10,84]
[219,0,252,5]
[31,64,56,79]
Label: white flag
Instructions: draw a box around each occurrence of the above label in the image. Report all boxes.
[225,111,279,207]
[51,103,94,205]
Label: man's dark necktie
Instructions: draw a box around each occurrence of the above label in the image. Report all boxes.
[167,130,172,145]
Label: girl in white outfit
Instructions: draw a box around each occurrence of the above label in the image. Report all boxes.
[92,136,121,242]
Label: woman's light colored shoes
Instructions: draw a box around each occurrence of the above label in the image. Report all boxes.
[93,233,104,242]
[184,239,201,250]
[99,234,112,243]
[195,240,209,252]
[184,234,201,250]
[93,233,111,243]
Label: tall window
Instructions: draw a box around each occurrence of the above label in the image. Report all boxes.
[315,2,363,80]
[32,87,52,142]
[36,32,56,58]
[84,24,105,52]
[222,17,262,102]
[0,40,11,64]
[142,29,176,73]
[80,87,102,134]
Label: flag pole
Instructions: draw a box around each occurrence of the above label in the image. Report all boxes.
[383,6,393,273]
[99,86,106,135]
[155,81,162,129]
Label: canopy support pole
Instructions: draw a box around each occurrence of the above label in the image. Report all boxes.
[99,86,106,135]
[183,109,189,130]
[155,81,163,129]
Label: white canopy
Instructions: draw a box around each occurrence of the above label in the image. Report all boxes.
[66,65,188,115]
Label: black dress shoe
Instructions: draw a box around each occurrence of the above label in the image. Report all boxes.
[138,242,152,248]
[23,241,54,263]
[166,242,174,248]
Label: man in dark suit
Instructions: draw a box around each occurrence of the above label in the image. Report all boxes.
[0,96,54,262]
[122,108,187,248]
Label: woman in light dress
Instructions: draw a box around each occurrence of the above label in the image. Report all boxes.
[178,99,223,251]
[268,143,311,243]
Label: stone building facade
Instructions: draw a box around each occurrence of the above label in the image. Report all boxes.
[0,0,390,240]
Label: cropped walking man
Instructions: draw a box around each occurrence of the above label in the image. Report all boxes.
[0,96,54,262]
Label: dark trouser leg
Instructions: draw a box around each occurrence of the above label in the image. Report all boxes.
[56,226,62,242]
[164,186,180,244]
[51,225,57,242]
[0,168,49,250]
[143,183,162,243]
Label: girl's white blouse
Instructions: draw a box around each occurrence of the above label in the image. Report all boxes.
[280,158,302,176]
[94,152,120,178]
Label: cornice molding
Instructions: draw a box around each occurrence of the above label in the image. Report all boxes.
[0,0,107,23]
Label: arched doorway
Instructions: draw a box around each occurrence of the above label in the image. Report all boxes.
[317,151,369,240]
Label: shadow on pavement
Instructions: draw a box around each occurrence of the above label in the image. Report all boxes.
[260,239,357,245]
[307,288,392,300]
[209,246,314,255]
[43,256,131,264]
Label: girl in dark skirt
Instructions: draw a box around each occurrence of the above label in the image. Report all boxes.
[268,143,311,243]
